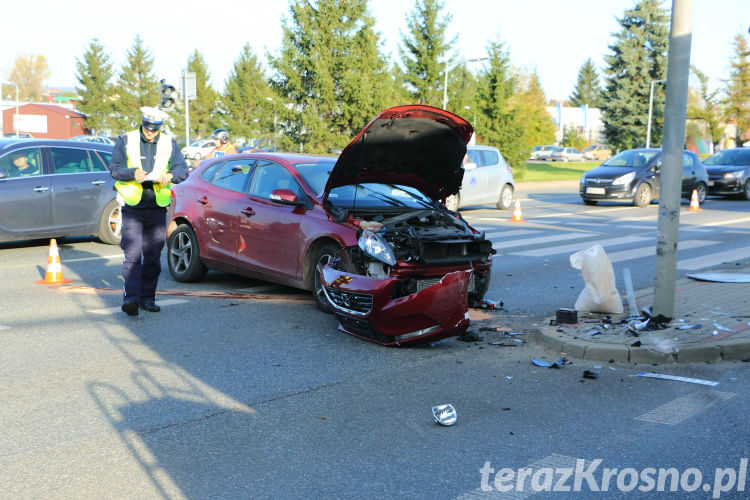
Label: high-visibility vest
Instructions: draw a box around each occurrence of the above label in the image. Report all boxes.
[115,130,173,207]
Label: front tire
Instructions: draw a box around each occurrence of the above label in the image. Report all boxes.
[496,184,514,210]
[743,180,750,201]
[633,183,652,208]
[97,200,122,245]
[310,242,340,313]
[694,182,707,204]
[167,224,207,282]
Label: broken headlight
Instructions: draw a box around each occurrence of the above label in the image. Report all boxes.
[358,229,396,266]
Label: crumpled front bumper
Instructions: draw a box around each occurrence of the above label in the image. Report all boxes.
[321,265,473,346]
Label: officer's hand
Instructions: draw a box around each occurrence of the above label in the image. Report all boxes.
[134,169,147,182]
[158,172,173,185]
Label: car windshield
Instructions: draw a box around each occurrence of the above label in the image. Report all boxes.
[327,183,434,209]
[704,149,750,166]
[601,150,658,168]
[292,159,337,195]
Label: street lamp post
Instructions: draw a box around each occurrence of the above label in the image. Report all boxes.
[646,79,666,148]
[442,57,488,110]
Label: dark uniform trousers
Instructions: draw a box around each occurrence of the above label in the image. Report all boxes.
[120,205,167,304]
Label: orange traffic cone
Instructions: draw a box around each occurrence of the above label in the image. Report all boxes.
[688,189,701,212]
[36,239,72,285]
[509,199,524,222]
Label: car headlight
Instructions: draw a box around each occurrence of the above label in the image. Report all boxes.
[358,229,396,266]
[613,172,635,185]
[723,170,743,179]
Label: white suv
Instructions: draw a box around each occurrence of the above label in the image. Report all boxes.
[445,145,515,210]
[181,139,215,161]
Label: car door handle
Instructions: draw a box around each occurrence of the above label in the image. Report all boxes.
[91,180,106,185]
[196,196,208,205]
[241,207,255,217]
[33,186,50,192]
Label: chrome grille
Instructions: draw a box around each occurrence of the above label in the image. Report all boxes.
[324,286,373,315]
[416,273,475,292]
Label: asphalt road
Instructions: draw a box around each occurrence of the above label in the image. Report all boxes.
[1,183,749,499]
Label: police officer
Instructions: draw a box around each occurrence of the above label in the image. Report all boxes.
[206,128,237,158]
[109,106,189,315]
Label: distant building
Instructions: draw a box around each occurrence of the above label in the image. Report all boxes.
[546,104,604,144]
[1,102,86,139]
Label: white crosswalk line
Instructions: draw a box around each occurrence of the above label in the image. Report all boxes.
[89,298,189,315]
[606,240,719,263]
[508,235,651,257]
[491,231,594,250]
[484,229,542,239]
[635,390,736,425]
[678,246,750,270]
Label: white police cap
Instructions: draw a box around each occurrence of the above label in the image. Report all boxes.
[140,106,168,130]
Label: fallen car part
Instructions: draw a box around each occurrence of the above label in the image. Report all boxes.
[582,370,599,379]
[556,308,578,324]
[532,357,569,368]
[713,322,737,333]
[432,404,457,426]
[623,267,639,318]
[686,272,750,283]
[635,372,719,386]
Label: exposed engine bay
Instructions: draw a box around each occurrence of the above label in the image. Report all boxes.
[329,208,494,300]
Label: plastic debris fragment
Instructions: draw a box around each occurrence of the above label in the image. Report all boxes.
[634,372,719,386]
[532,357,569,368]
[677,324,701,330]
[582,370,599,379]
[713,322,736,333]
[432,404,458,426]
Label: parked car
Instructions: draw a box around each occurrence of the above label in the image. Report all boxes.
[703,147,750,200]
[3,132,33,138]
[536,145,563,161]
[0,138,121,244]
[581,144,612,161]
[530,144,557,160]
[579,148,709,207]
[444,145,514,210]
[551,147,585,162]
[166,105,494,346]
[71,135,115,145]
[181,139,215,161]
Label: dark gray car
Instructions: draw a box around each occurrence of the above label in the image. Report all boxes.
[0,138,121,244]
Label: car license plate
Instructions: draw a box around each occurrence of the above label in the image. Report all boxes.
[707,181,714,187]
[586,187,605,195]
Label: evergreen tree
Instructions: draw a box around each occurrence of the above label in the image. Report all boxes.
[514,71,556,151]
[445,61,478,124]
[219,44,276,146]
[687,65,723,150]
[75,39,117,135]
[569,58,602,108]
[476,40,525,168]
[8,55,50,101]
[398,0,455,106]
[170,50,219,144]
[723,33,750,147]
[269,0,392,153]
[113,36,160,131]
[600,0,669,151]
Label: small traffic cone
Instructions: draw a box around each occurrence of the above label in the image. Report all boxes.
[36,239,72,285]
[509,199,524,222]
[688,189,701,212]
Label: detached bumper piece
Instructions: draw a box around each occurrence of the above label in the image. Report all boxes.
[322,265,473,346]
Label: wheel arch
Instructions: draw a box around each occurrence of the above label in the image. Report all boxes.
[303,236,344,289]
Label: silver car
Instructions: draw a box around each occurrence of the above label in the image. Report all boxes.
[0,138,121,244]
[445,145,515,210]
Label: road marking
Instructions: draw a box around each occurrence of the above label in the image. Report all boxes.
[701,216,750,227]
[89,298,189,315]
[65,254,124,263]
[0,324,10,331]
[606,240,719,263]
[453,454,579,500]
[508,235,651,257]
[678,246,750,270]
[634,390,736,425]
[491,231,595,250]
[484,229,542,239]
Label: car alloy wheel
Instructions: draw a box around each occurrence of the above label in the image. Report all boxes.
[744,180,750,201]
[167,224,207,282]
[496,185,513,210]
[445,194,460,211]
[310,242,340,313]
[633,183,652,208]
[97,200,122,245]
[694,182,707,204]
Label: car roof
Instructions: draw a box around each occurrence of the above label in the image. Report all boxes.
[0,138,114,155]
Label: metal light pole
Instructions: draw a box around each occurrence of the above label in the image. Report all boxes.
[646,79,666,148]
[442,57,488,110]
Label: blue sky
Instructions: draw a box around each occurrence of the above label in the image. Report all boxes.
[2,0,748,102]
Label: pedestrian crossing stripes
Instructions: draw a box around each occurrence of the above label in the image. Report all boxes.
[607,240,718,264]
[634,390,736,425]
[677,246,750,270]
[490,231,596,250]
[506,235,652,257]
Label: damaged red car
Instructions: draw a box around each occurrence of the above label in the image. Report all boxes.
[319,105,495,346]
[165,105,494,346]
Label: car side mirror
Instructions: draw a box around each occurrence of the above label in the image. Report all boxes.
[270,188,305,206]
[0,168,7,180]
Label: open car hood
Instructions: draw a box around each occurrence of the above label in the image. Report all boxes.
[323,105,473,203]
